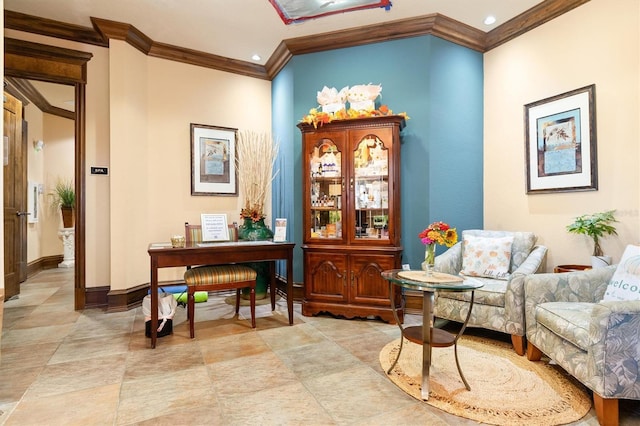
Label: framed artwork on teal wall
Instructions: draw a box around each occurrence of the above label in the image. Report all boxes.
[525,84,597,194]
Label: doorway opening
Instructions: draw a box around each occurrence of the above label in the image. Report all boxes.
[4,38,92,310]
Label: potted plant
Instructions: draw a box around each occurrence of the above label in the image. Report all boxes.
[50,178,75,228]
[566,210,618,267]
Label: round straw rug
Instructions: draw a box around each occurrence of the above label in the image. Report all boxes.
[380,336,591,425]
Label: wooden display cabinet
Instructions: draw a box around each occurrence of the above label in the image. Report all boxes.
[297,115,406,323]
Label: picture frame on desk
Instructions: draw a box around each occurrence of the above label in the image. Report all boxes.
[524,84,597,194]
[200,213,230,241]
[190,123,238,196]
[273,218,287,242]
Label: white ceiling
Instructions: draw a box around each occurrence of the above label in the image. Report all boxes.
[5,0,544,65]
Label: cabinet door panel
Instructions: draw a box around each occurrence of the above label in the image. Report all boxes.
[350,254,397,306]
[305,252,349,302]
[303,132,347,245]
[348,127,395,245]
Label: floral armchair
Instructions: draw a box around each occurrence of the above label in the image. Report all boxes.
[434,230,548,355]
[524,264,640,426]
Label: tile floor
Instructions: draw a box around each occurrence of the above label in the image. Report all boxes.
[0,268,638,425]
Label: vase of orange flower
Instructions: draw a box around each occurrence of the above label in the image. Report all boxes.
[419,221,458,276]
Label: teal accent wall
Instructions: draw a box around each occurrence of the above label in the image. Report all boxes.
[272,35,483,283]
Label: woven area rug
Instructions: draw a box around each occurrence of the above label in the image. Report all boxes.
[380,336,592,425]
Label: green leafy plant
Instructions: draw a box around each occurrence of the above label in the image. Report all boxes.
[566,210,618,256]
[49,178,75,209]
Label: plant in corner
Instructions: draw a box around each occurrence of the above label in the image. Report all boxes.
[566,210,618,267]
[49,178,75,228]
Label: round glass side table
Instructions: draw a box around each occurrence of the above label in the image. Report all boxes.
[382,269,484,400]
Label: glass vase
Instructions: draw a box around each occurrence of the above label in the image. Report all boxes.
[422,244,436,276]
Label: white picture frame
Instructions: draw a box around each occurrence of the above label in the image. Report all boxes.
[273,218,287,242]
[524,84,597,194]
[190,124,238,196]
[200,213,230,241]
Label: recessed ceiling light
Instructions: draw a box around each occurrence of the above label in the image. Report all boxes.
[484,15,496,26]
[251,54,261,61]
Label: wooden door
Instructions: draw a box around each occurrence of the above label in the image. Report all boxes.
[3,92,26,300]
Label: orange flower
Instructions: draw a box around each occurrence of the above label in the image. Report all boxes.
[300,104,409,127]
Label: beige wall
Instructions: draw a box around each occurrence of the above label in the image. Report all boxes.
[5,31,272,292]
[5,29,111,288]
[24,105,75,263]
[484,0,640,270]
[25,103,44,262]
[42,114,75,255]
[108,41,272,289]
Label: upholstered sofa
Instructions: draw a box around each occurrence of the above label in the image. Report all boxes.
[434,230,548,355]
[525,258,640,426]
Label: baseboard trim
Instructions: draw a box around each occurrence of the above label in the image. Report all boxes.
[106,279,185,313]
[27,255,64,278]
[106,276,304,312]
[85,286,110,309]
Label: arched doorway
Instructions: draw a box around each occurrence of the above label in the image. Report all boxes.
[5,38,91,310]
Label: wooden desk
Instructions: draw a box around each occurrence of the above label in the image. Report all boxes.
[148,241,295,348]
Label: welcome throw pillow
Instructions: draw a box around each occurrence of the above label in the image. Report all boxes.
[460,235,514,280]
[602,244,640,302]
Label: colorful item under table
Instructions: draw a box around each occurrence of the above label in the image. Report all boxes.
[147,240,295,348]
[381,269,483,400]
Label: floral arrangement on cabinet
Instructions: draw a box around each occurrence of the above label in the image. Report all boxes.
[300,84,409,128]
[419,221,458,274]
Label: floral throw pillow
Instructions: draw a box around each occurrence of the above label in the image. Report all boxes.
[602,244,640,302]
[460,235,514,280]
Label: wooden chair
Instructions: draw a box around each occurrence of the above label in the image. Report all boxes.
[183,222,256,338]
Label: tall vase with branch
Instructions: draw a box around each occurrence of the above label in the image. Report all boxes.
[236,130,280,241]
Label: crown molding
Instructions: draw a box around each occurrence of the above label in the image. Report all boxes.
[5,0,590,81]
[90,17,269,80]
[5,76,75,120]
[4,10,108,46]
[485,0,590,50]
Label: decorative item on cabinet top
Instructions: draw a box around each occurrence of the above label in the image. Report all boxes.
[301,84,409,128]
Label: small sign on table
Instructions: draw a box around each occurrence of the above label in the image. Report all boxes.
[201,214,230,241]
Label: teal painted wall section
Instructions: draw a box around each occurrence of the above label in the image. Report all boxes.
[271,66,300,279]
[272,35,483,283]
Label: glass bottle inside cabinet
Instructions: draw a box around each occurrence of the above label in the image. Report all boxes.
[309,139,343,239]
[353,135,389,240]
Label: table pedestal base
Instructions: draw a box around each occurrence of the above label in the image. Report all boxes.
[387,282,475,400]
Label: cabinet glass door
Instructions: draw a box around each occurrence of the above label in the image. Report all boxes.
[353,135,389,240]
[309,138,343,240]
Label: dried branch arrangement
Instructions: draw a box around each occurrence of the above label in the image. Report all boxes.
[236,131,280,221]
